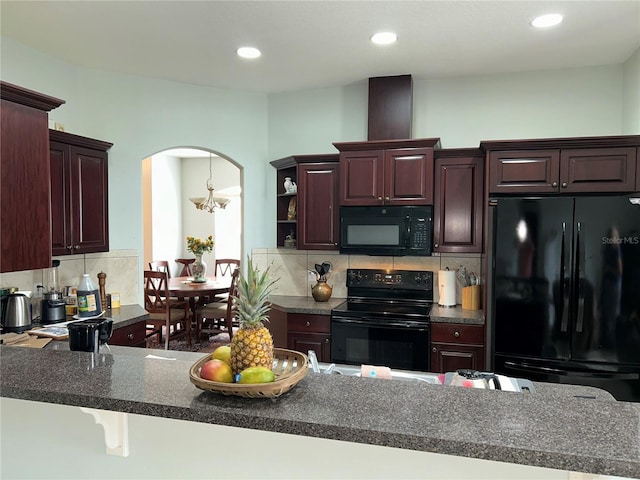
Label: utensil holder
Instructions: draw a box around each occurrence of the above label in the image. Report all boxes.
[461,285,480,310]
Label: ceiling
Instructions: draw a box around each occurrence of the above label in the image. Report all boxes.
[1,1,639,93]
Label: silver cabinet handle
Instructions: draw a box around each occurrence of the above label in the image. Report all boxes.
[453,331,460,338]
[552,182,558,187]
[432,347,437,353]
[127,333,134,340]
[562,182,568,188]
[324,338,330,343]
[306,321,311,327]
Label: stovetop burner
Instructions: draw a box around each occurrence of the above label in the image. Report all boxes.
[331,268,434,320]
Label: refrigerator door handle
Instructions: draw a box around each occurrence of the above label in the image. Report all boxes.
[560,221,569,333]
[575,221,585,333]
[504,361,639,380]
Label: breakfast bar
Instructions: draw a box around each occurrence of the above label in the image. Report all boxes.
[1,344,639,479]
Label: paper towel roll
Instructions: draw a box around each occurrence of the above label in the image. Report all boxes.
[438,270,457,307]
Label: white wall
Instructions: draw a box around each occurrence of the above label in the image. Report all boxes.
[268,63,633,157]
[181,155,241,268]
[150,153,182,271]
[622,48,640,135]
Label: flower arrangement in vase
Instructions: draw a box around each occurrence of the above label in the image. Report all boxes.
[186,235,214,283]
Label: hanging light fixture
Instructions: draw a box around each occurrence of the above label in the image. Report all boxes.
[189,153,231,213]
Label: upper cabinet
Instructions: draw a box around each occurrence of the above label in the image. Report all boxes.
[484,136,639,195]
[271,154,340,250]
[270,156,298,248]
[297,155,340,250]
[1,82,64,273]
[333,138,440,206]
[433,149,484,254]
[49,130,112,256]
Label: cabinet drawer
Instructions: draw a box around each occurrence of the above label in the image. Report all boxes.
[287,313,330,333]
[431,323,484,345]
[110,321,147,347]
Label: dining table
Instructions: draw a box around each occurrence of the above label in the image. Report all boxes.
[168,276,231,329]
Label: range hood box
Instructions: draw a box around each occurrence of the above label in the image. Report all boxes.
[368,74,413,141]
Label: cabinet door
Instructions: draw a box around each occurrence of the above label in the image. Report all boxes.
[0,99,52,272]
[489,150,560,194]
[339,150,384,205]
[298,163,339,250]
[431,342,485,373]
[50,141,72,256]
[384,148,434,205]
[109,321,147,347]
[434,156,484,253]
[560,147,637,193]
[70,146,109,254]
[288,332,331,362]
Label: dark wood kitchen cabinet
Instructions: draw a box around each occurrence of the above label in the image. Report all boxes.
[333,138,441,206]
[109,321,147,347]
[485,136,639,195]
[430,323,485,373]
[297,155,340,250]
[1,82,64,273]
[433,149,484,253]
[49,130,112,256]
[287,313,331,362]
[270,156,297,248]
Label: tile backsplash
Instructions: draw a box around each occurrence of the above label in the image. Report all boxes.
[1,248,483,311]
[0,250,140,308]
[252,248,483,306]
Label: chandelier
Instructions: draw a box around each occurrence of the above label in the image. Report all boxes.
[189,153,231,213]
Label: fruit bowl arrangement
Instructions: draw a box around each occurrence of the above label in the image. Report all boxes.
[189,348,308,398]
[189,257,308,398]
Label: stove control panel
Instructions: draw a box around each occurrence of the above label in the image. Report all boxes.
[346,269,433,290]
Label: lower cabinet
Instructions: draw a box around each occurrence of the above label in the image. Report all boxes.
[430,323,485,373]
[109,321,147,348]
[287,313,331,362]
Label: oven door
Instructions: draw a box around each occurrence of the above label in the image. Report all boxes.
[331,314,430,371]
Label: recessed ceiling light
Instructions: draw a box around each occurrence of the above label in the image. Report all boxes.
[237,47,261,59]
[370,32,397,45]
[531,13,563,28]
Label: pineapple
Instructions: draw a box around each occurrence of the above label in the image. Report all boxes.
[230,257,278,375]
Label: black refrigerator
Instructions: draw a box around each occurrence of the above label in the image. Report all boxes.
[488,194,640,402]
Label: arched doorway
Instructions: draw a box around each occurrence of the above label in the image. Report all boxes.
[142,148,242,277]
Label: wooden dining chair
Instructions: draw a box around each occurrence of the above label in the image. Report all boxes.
[143,270,191,349]
[149,260,172,278]
[215,259,240,278]
[195,267,240,341]
[210,259,240,303]
[175,258,195,277]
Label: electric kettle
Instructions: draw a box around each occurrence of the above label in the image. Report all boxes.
[1,293,32,333]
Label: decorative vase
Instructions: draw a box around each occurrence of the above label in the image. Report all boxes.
[283,177,293,193]
[192,254,207,283]
[311,280,332,302]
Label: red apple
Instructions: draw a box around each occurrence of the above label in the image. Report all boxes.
[200,359,233,383]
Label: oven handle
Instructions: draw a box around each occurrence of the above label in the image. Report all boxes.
[331,316,429,330]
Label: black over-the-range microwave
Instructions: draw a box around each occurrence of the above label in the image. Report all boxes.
[339,205,433,256]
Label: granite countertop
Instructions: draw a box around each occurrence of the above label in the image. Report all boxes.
[104,304,149,329]
[1,345,638,477]
[269,295,484,325]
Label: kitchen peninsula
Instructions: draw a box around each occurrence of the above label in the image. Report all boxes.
[1,343,639,479]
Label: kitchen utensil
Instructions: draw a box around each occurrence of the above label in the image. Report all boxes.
[40,298,66,324]
[1,293,32,333]
[68,318,113,353]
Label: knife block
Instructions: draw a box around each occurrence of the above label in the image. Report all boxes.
[461,285,480,310]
